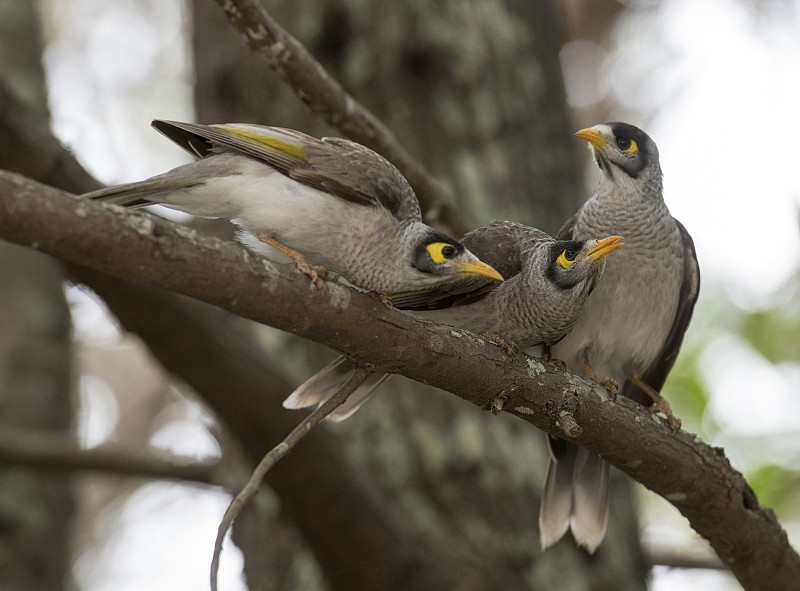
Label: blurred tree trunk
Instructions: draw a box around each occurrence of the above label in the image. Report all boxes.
[0,3,75,589]
[0,9,75,591]
[191,1,647,590]
[0,245,74,591]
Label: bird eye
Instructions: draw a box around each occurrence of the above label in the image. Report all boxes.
[426,242,459,263]
[557,248,578,269]
[616,137,638,154]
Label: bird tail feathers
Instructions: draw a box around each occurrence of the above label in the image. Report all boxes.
[284,356,390,421]
[539,438,610,554]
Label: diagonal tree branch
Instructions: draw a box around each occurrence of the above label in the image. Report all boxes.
[0,79,532,591]
[0,171,798,591]
[208,0,471,237]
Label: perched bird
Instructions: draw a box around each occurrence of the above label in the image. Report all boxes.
[284,221,624,420]
[539,122,700,554]
[84,120,503,293]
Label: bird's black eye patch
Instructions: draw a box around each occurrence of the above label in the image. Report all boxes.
[616,137,631,151]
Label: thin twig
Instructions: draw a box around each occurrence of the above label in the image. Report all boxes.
[646,549,726,571]
[209,367,371,591]
[210,0,471,237]
[0,426,223,486]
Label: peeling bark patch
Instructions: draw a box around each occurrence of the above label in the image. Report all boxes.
[665,492,687,502]
[526,358,545,377]
[427,334,445,353]
[135,218,155,236]
[327,286,351,310]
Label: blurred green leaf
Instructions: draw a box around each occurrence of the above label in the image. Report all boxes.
[739,309,800,364]
[748,463,800,515]
[663,343,712,433]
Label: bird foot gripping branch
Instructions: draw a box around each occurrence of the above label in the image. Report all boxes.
[257,233,328,289]
[580,360,618,399]
[629,374,682,431]
[480,331,518,356]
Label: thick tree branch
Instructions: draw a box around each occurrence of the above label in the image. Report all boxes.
[208,0,470,237]
[0,172,798,591]
[0,81,528,590]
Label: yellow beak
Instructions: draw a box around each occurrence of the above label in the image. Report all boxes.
[584,235,624,262]
[456,260,504,281]
[575,127,609,149]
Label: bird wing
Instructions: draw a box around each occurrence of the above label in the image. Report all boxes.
[387,274,499,310]
[462,220,551,278]
[622,219,700,399]
[152,120,419,220]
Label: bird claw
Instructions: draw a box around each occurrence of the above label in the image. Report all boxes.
[481,332,518,356]
[295,259,328,290]
[599,377,618,398]
[650,397,682,431]
[581,360,618,399]
[628,373,681,431]
[541,351,566,369]
[256,233,327,289]
[366,291,394,306]
[489,395,507,414]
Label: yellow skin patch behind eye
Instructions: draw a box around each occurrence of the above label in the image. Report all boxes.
[217,125,308,160]
[426,242,457,263]
[557,250,576,269]
[622,139,638,154]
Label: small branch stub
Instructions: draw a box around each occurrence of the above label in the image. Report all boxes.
[557,412,583,438]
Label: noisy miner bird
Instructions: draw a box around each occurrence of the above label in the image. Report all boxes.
[539,122,700,554]
[284,220,624,420]
[84,120,503,294]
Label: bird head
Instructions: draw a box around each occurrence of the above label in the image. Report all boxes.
[576,122,662,189]
[546,235,624,292]
[414,231,504,282]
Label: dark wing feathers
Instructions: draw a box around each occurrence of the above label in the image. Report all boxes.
[622,219,700,400]
[388,277,496,310]
[151,120,418,220]
[462,220,551,279]
[151,120,217,159]
[299,137,418,219]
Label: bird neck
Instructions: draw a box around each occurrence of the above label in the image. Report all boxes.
[577,173,674,245]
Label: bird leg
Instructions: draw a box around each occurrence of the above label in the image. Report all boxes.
[480,332,518,356]
[365,291,394,306]
[581,359,618,398]
[541,344,565,368]
[256,233,327,289]
[628,374,681,431]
